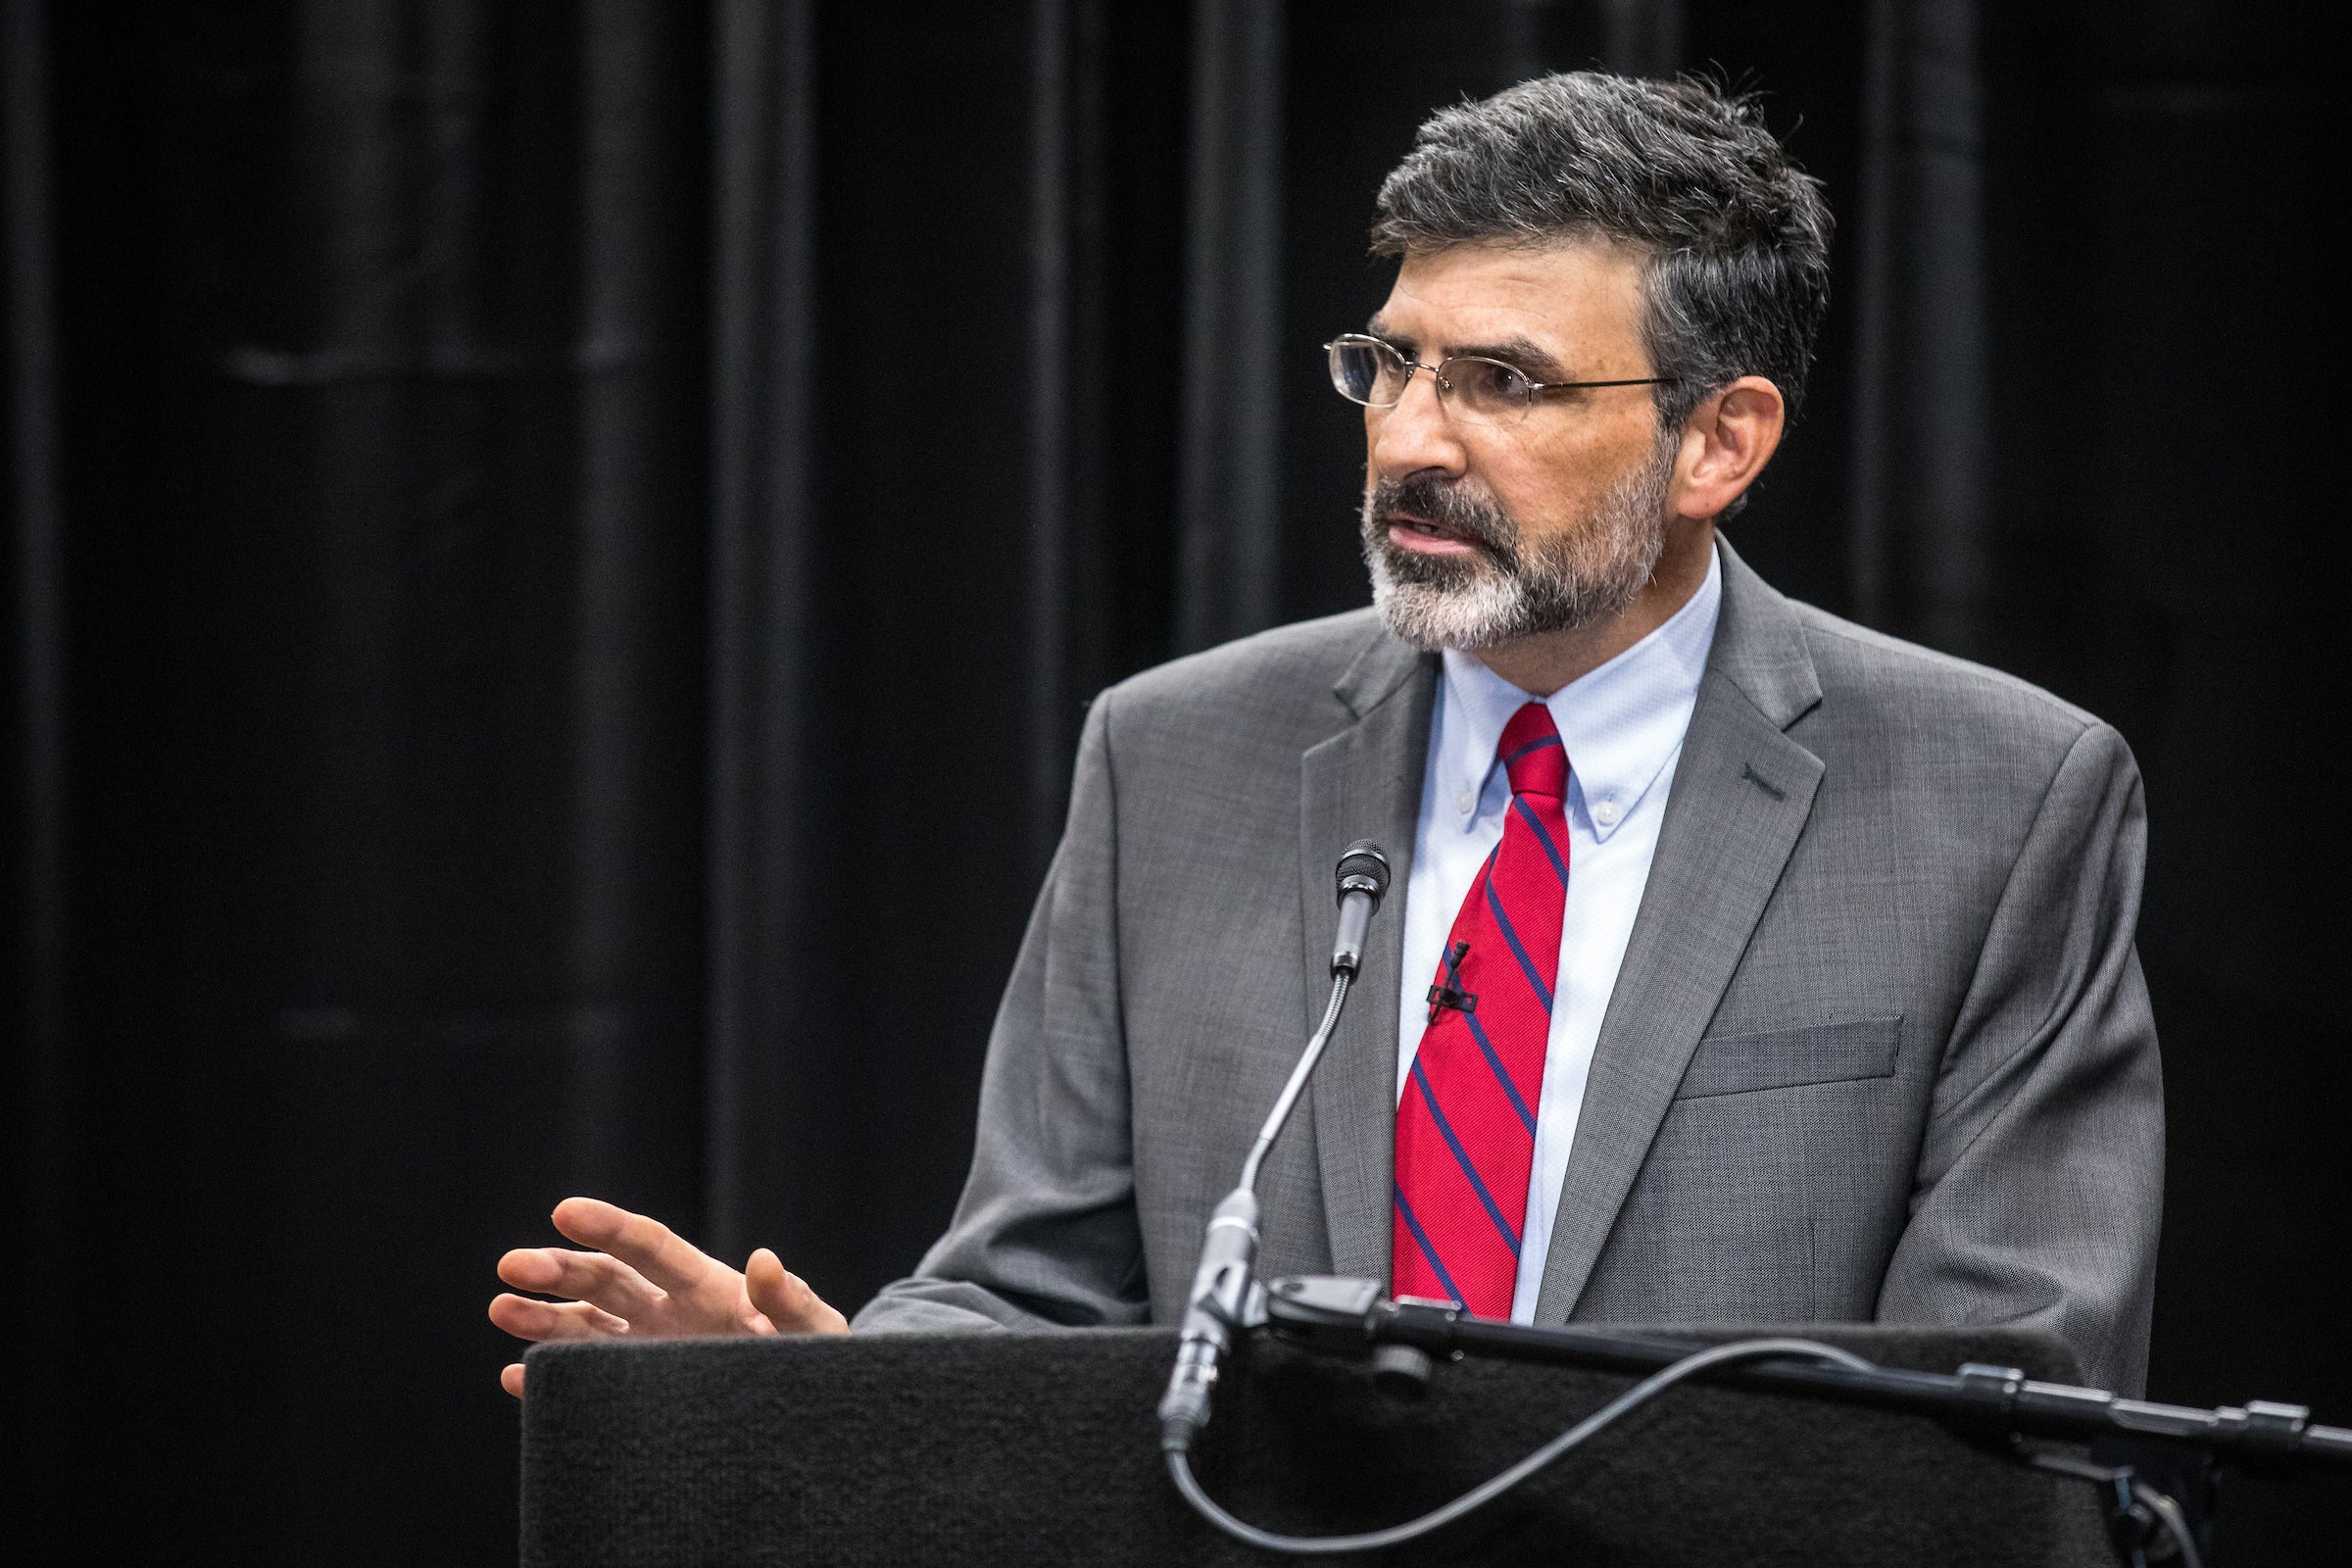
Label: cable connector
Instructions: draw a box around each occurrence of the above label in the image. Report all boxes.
[1156,1189,1261,1453]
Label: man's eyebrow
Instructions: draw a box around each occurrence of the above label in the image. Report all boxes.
[1445,335,1570,381]
[1359,320,1572,381]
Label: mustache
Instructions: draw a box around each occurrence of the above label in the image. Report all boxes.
[1364,473,1518,559]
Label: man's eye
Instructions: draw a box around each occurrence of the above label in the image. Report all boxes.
[1452,360,1528,405]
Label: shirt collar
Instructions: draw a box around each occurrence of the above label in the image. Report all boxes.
[1438,541,1723,842]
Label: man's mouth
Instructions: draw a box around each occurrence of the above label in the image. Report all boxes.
[1385,511,1484,557]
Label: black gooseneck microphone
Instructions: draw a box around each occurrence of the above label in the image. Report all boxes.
[1156,840,1392,1454]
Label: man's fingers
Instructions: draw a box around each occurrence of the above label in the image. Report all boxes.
[498,1247,664,1321]
[502,1362,526,1398]
[489,1292,630,1344]
[745,1248,851,1336]
[496,1246,571,1293]
[550,1197,716,1298]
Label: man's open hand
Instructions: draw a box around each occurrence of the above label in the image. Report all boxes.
[490,1196,847,1396]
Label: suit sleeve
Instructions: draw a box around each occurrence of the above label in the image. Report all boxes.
[1877,721,2164,1394]
[851,692,1149,1332]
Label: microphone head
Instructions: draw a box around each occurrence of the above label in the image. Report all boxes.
[1335,840,1391,906]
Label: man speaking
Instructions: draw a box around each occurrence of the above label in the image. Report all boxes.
[491,73,2161,1396]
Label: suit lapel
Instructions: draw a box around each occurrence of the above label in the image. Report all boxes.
[1532,539,1827,1320]
[1299,633,1436,1282]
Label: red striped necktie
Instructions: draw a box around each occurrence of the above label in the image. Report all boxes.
[1392,701,1569,1318]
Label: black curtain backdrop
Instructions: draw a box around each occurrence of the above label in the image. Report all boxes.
[7,1,2346,1561]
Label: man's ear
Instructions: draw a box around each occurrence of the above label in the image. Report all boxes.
[1670,375,1786,519]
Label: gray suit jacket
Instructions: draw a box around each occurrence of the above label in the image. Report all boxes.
[854,540,2163,1395]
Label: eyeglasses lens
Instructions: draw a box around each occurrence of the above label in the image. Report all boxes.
[1444,357,1532,420]
[1328,337,1405,407]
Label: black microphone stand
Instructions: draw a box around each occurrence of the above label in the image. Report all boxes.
[1252,1275,2352,1565]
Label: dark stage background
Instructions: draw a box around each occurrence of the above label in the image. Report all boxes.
[7,0,2347,1560]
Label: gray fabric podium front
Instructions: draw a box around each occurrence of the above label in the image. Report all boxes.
[519,1324,2115,1566]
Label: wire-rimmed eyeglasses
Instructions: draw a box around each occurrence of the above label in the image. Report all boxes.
[1323,333,1676,425]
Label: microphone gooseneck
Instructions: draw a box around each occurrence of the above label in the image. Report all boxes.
[1156,841,1391,1454]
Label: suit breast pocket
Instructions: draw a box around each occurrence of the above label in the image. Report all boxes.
[1673,1016,1903,1100]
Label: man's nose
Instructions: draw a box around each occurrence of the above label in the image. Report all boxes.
[1369,368,1468,481]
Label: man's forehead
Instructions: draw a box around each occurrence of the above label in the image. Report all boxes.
[1371,239,1645,353]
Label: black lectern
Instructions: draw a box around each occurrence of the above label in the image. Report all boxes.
[519,1324,2116,1565]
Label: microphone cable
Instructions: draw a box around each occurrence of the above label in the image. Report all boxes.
[1165,1335,1875,1554]
[1169,1335,2209,1565]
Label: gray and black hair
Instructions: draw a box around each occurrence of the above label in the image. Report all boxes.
[1372,72,1834,433]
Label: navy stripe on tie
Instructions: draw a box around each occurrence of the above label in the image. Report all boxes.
[1411,1057,1522,1254]
[1502,732,1564,767]
[1393,1184,1468,1306]
[1513,795,1571,886]
[1463,1008,1540,1137]
[1484,879,1554,1011]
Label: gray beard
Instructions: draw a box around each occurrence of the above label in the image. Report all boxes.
[1359,441,1676,654]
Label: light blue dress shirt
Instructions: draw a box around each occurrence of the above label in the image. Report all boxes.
[1396,543,1723,1321]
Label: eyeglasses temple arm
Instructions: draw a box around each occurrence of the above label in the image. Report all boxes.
[1531,376,1678,393]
